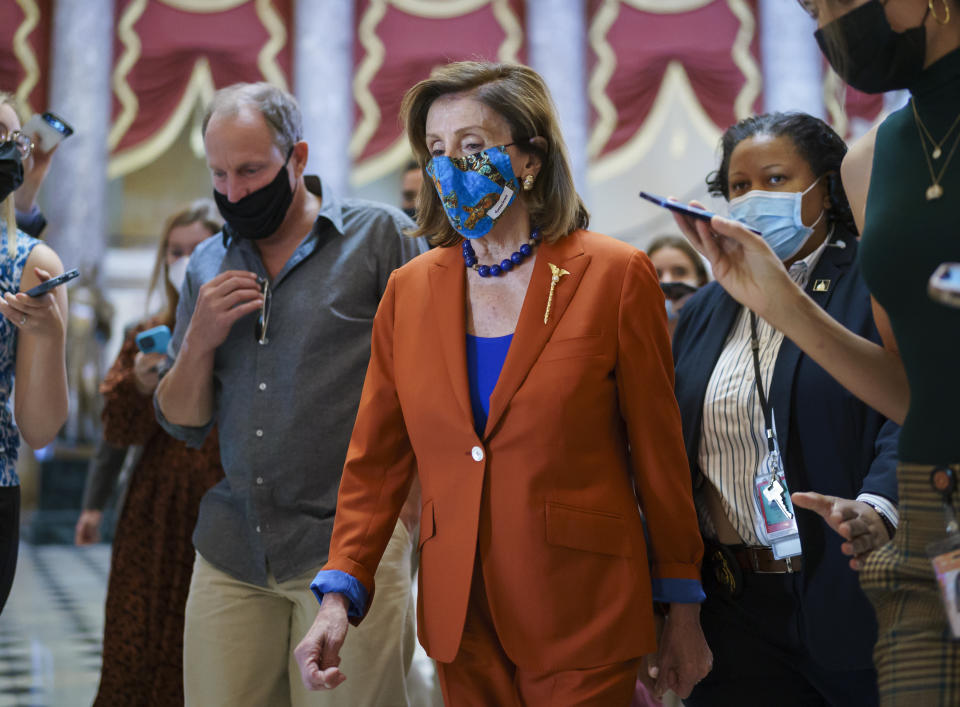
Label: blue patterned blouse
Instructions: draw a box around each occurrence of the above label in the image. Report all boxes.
[0,224,40,487]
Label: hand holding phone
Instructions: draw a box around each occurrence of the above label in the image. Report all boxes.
[136,325,171,354]
[23,111,73,152]
[929,263,960,308]
[639,191,717,222]
[24,268,79,297]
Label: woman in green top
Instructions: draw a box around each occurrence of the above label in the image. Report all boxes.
[673,0,960,703]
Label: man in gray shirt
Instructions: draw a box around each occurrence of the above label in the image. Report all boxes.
[156,82,424,706]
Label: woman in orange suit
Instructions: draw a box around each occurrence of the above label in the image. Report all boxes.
[294,61,712,707]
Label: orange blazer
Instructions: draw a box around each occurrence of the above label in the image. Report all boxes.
[324,229,702,672]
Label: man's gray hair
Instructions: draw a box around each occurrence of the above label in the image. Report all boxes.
[202,82,303,154]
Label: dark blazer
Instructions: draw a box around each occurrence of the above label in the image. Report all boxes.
[672,230,899,670]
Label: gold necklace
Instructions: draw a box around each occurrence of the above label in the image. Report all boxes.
[911,98,960,160]
[911,98,960,200]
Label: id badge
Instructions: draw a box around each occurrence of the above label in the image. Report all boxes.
[927,534,960,639]
[755,470,798,538]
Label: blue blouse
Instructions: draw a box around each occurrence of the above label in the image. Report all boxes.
[0,225,41,487]
[465,333,513,437]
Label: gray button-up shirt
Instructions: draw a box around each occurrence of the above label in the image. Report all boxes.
[156,178,426,585]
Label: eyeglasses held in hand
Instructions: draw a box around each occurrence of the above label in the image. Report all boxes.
[255,277,271,345]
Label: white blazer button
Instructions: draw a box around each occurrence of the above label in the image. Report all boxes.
[471,446,484,462]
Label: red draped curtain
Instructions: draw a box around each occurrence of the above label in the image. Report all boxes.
[351,0,526,183]
[108,0,292,178]
[586,0,762,162]
[0,0,52,114]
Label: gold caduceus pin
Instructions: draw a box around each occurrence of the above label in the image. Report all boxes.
[544,263,570,324]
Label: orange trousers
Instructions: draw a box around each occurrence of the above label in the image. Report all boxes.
[436,557,641,707]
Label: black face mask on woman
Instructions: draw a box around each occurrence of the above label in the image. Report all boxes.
[0,141,24,203]
[214,149,294,241]
[814,0,929,94]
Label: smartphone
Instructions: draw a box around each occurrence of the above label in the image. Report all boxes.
[135,325,171,354]
[660,281,698,300]
[929,263,960,308]
[23,111,74,152]
[24,268,79,297]
[639,191,716,222]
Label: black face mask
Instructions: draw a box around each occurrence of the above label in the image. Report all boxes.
[814,0,929,94]
[0,141,24,203]
[401,206,417,220]
[214,150,294,241]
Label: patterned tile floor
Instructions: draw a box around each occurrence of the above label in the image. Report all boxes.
[0,541,445,707]
[0,542,109,707]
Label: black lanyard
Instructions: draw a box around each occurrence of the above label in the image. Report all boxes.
[749,312,777,455]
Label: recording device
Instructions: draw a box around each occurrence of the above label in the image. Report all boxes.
[24,268,79,297]
[639,191,716,222]
[23,111,74,152]
[135,325,172,354]
[929,263,960,308]
[660,281,698,300]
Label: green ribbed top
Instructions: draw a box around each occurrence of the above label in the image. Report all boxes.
[859,48,960,463]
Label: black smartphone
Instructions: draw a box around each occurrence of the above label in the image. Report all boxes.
[23,111,74,151]
[24,268,79,297]
[660,281,698,300]
[639,191,716,222]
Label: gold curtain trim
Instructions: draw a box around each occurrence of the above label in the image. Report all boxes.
[108,57,215,179]
[586,0,620,158]
[157,0,247,12]
[727,0,761,120]
[491,0,522,63]
[350,0,388,159]
[109,0,149,151]
[387,0,491,17]
[255,0,290,90]
[587,61,720,183]
[621,0,712,11]
[12,0,41,112]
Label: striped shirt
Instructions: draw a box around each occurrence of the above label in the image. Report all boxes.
[697,240,822,545]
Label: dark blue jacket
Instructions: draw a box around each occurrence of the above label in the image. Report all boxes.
[672,230,898,670]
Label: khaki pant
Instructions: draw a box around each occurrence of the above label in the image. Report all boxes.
[184,521,416,707]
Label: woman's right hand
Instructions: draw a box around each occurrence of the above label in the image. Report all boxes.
[133,352,166,395]
[74,510,103,545]
[672,204,801,324]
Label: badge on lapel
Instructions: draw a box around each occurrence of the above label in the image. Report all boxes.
[544,263,570,324]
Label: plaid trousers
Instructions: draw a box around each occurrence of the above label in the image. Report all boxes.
[860,463,960,706]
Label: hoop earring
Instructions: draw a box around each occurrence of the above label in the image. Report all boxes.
[930,0,951,24]
[523,175,535,191]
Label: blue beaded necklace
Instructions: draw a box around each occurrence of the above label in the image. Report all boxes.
[461,229,541,277]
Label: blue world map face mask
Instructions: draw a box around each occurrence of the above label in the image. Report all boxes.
[426,144,520,239]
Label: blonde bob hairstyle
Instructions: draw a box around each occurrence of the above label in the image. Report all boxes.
[400,61,589,248]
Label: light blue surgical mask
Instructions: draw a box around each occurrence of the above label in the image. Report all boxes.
[426,144,520,239]
[728,178,824,261]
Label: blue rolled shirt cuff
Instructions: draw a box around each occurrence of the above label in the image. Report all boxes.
[310,569,369,619]
[651,578,706,604]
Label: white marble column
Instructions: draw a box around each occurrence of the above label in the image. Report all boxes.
[759,0,823,118]
[294,0,354,198]
[43,0,115,275]
[527,0,589,199]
